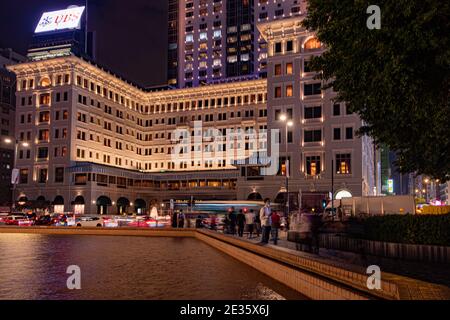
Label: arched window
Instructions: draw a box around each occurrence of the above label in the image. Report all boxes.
[304,38,321,50]
[40,77,51,87]
[335,190,352,200]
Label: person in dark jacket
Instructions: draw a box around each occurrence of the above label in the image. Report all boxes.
[236,209,246,237]
[172,210,178,228]
[177,210,185,228]
[195,215,202,228]
[228,207,237,235]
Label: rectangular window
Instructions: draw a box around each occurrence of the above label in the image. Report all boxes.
[285,85,293,97]
[286,62,293,75]
[304,129,322,143]
[37,147,48,159]
[274,64,282,76]
[336,153,351,174]
[55,167,64,183]
[304,106,322,119]
[39,93,50,105]
[274,86,282,98]
[304,83,321,96]
[275,42,282,53]
[333,103,341,116]
[306,156,321,175]
[286,40,293,52]
[345,127,353,139]
[19,169,28,184]
[38,168,47,183]
[333,128,341,140]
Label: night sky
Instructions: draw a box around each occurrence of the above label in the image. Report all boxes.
[0,0,168,87]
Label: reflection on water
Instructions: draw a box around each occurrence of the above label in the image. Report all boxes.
[0,234,306,300]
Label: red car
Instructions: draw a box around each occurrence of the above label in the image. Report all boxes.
[4,215,34,226]
[127,216,157,228]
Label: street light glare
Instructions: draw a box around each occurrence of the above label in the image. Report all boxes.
[4,138,12,144]
[287,121,294,127]
[22,142,29,147]
[279,114,287,121]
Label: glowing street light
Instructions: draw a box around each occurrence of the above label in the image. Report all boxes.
[279,114,294,218]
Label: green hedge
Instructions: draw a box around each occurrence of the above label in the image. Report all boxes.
[358,214,450,246]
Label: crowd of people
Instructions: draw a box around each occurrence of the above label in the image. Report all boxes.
[170,198,283,245]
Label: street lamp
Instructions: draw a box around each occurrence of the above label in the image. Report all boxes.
[279,114,293,218]
[423,178,430,203]
[3,138,31,210]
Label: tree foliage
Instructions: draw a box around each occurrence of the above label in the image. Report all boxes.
[303,0,450,181]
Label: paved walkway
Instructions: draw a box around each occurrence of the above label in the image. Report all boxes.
[223,229,450,289]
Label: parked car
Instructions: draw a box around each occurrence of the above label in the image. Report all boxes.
[75,215,103,227]
[4,215,34,226]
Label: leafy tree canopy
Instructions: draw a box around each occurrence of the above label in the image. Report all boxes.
[303,0,450,181]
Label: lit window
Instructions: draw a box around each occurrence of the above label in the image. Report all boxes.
[227,56,237,63]
[241,24,251,31]
[286,85,293,97]
[213,30,221,38]
[306,156,321,175]
[336,154,351,174]
[304,38,321,50]
[199,32,208,41]
[241,53,250,61]
[213,59,221,67]
[286,62,293,74]
[185,34,194,43]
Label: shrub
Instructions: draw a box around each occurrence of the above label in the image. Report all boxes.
[357,214,450,246]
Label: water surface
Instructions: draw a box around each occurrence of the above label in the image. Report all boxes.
[0,234,306,300]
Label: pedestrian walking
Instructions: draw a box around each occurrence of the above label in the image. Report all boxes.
[177,210,185,228]
[254,209,261,238]
[270,211,281,245]
[229,207,237,235]
[171,210,178,228]
[259,198,272,244]
[245,209,256,239]
[237,209,245,237]
[195,215,202,228]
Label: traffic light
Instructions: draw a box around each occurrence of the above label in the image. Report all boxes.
[322,199,327,209]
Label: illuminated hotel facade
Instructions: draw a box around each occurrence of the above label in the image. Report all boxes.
[168,0,307,87]
[8,16,376,215]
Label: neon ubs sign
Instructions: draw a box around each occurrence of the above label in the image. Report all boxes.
[34,6,85,33]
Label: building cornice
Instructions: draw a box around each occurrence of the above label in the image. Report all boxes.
[7,55,268,104]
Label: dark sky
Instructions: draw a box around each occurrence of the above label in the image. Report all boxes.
[0,0,168,87]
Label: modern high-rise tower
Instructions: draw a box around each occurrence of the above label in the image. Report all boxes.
[167,0,307,88]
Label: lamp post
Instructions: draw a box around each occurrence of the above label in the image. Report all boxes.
[424,178,430,203]
[279,114,293,218]
[4,138,30,210]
